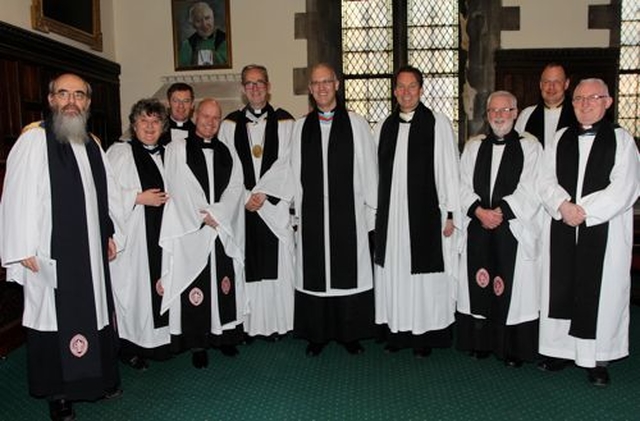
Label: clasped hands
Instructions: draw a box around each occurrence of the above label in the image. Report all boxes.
[475,207,503,230]
[559,201,586,227]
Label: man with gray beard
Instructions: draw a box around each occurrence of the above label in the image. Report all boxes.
[0,73,123,421]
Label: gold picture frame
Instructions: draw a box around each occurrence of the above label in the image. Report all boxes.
[31,0,103,52]
[172,0,232,71]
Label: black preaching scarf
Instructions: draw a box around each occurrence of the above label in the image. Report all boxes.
[46,121,116,383]
[300,106,357,292]
[130,139,168,328]
[376,102,443,274]
[549,120,616,339]
[185,135,237,325]
[226,105,293,282]
[524,102,578,148]
[466,130,523,320]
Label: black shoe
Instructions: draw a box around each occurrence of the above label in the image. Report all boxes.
[537,357,570,372]
[587,366,610,387]
[413,347,432,358]
[343,341,364,355]
[469,350,491,360]
[384,344,401,354]
[305,342,325,357]
[220,345,239,357]
[125,355,149,371]
[49,399,75,421]
[103,387,123,400]
[192,350,208,368]
[504,357,523,368]
[243,335,256,345]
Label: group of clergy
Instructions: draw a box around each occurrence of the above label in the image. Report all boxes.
[2,61,637,421]
[107,61,639,391]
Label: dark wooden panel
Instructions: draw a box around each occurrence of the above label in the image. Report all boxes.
[0,21,122,356]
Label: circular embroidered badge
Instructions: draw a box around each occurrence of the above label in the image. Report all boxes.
[69,334,89,358]
[475,268,490,288]
[493,276,505,296]
[189,287,204,306]
[155,279,164,296]
[221,276,231,295]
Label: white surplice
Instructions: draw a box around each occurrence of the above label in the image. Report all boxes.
[537,126,640,367]
[373,111,461,334]
[219,111,296,336]
[457,133,543,325]
[107,141,170,348]
[159,137,247,335]
[290,111,378,297]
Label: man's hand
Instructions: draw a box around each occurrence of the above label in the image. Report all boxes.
[475,207,503,230]
[136,188,169,207]
[108,238,117,261]
[200,210,219,228]
[443,219,454,237]
[245,193,267,212]
[20,256,39,272]
[559,201,586,227]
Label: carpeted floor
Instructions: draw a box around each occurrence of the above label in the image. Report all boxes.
[2,307,640,420]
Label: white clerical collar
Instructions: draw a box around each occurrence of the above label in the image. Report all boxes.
[399,110,415,123]
[171,118,189,128]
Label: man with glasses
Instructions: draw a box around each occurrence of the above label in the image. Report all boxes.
[537,78,640,386]
[374,65,460,358]
[290,63,378,356]
[219,64,296,342]
[515,63,577,148]
[161,82,196,145]
[457,90,542,368]
[0,73,123,420]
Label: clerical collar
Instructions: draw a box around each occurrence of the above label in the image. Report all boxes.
[578,120,602,136]
[399,110,415,123]
[245,107,267,123]
[318,109,335,122]
[544,101,564,110]
[196,135,217,149]
[171,118,189,128]
[143,143,163,154]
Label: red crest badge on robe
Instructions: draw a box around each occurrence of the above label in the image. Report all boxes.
[493,276,505,296]
[69,334,89,358]
[189,287,204,306]
[221,276,231,295]
[476,268,490,288]
[155,279,164,296]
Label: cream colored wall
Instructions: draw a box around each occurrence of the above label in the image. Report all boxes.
[502,0,610,48]
[0,0,116,59]
[114,0,308,130]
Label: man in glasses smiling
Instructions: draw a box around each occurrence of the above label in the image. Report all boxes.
[0,73,123,420]
[458,90,542,368]
[537,78,640,387]
[290,63,377,357]
[219,64,296,342]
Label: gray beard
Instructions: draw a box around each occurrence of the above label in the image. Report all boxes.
[51,109,90,145]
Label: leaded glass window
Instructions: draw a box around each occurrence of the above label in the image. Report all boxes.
[341,0,460,132]
[619,0,639,139]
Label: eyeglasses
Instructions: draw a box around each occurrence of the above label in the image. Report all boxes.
[54,90,88,101]
[487,107,516,115]
[243,80,267,89]
[310,79,336,88]
[572,94,609,104]
[170,98,193,105]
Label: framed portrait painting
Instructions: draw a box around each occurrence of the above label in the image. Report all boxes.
[31,0,103,51]
[172,0,232,71]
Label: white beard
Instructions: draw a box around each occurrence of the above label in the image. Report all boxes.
[52,109,90,145]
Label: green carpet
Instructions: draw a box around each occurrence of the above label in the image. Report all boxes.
[2,307,640,420]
